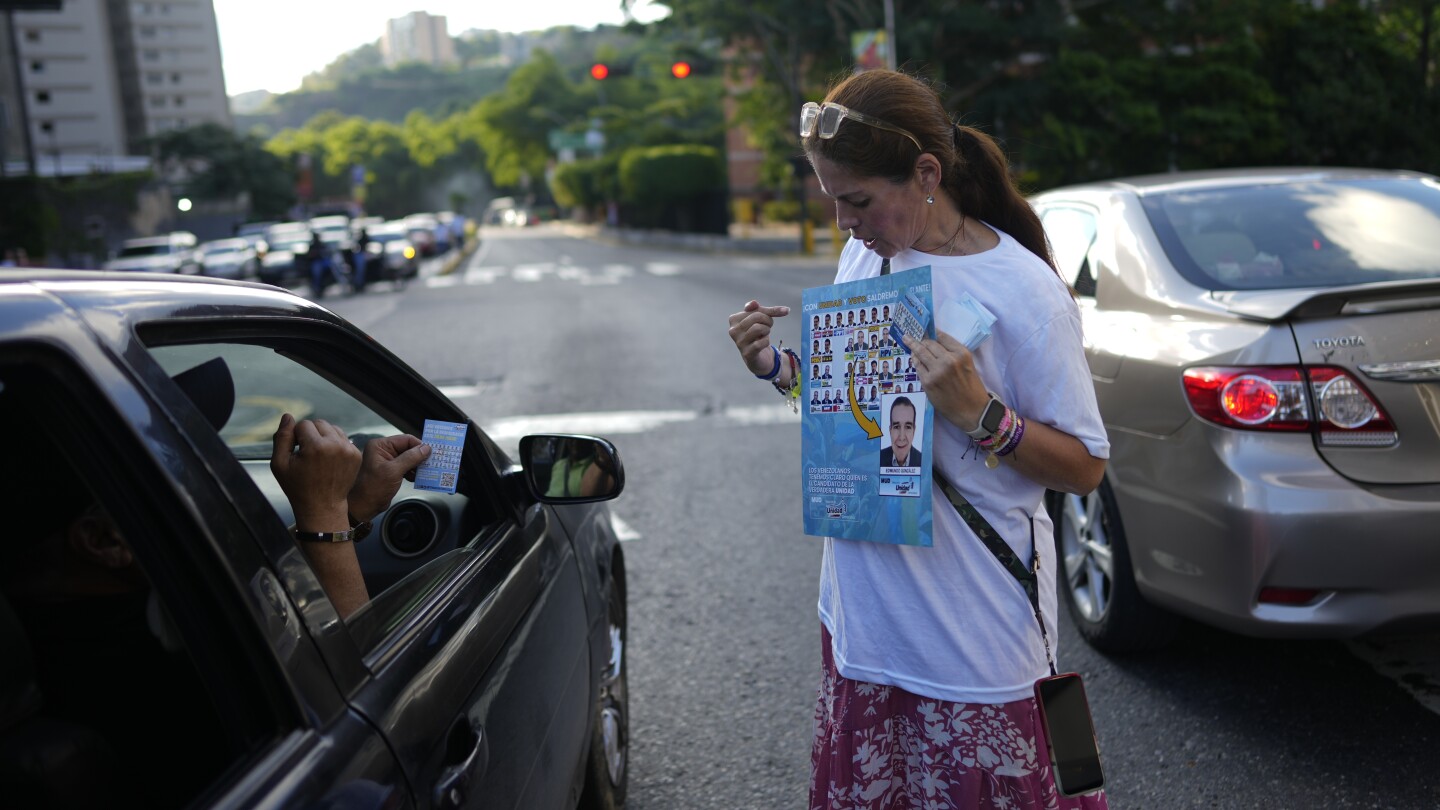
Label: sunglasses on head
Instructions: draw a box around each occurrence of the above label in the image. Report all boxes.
[800,101,922,152]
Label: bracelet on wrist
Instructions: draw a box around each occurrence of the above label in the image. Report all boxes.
[754,346,782,381]
[996,414,1026,457]
[772,344,801,412]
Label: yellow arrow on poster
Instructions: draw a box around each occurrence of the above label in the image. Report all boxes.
[848,369,882,439]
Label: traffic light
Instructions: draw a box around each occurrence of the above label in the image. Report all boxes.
[670,61,692,79]
[590,63,610,80]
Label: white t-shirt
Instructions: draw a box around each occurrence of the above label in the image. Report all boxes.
[817,227,1110,704]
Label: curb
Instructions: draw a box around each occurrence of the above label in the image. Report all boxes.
[437,237,480,276]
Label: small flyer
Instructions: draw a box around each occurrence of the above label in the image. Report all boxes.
[801,267,934,546]
[414,418,466,493]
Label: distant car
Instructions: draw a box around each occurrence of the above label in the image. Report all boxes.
[257,223,313,287]
[102,231,199,273]
[363,221,420,286]
[195,237,259,280]
[235,221,278,252]
[1031,167,1440,652]
[0,271,631,809]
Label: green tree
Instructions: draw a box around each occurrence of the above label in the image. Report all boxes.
[148,122,294,217]
[470,51,585,190]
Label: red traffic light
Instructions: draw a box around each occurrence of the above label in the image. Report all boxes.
[670,61,692,79]
[590,63,609,80]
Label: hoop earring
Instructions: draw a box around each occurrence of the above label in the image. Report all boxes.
[926,194,935,205]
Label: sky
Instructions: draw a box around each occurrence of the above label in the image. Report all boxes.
[212,1,671,96]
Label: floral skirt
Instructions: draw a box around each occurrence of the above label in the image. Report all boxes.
[811,627,1108,810]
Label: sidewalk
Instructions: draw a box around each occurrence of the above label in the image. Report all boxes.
[563,221,844,257]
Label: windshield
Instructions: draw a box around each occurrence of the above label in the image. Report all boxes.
[1143,176,1440,291]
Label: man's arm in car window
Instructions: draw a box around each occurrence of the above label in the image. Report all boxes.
[270,414,432,619]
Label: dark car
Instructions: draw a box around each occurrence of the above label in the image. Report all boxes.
[1031,167,1440,651]
[257,223,313,287]
[363,221,421,286]
[0,271,631,809]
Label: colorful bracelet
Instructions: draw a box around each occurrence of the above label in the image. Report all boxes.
[754,346,782,380]
[773,344,801,412]
[996,414,1026,456]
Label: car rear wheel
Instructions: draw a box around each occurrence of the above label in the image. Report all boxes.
[1047,481,1179,652]
[580,559,627,810]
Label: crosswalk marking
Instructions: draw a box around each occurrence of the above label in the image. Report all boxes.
[427,261,670,288]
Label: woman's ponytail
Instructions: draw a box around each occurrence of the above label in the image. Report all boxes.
[946,125,1056,274]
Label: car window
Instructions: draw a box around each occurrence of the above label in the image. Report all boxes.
[150,343,400,459]
[0,356,281,807]
[1040,206,1099,297]
[1143,176,1440,290]
[145,339,503,655]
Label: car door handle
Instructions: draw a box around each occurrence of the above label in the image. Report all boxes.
[432,720,486,810]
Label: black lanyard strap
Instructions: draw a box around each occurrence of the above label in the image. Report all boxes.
[933,471,1058,677]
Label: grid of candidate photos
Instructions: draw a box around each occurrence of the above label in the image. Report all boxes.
[808,305,922,415]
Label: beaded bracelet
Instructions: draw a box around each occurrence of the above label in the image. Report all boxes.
[754,346,782,380]
[772,344,801,412]
[996,414,1025,456]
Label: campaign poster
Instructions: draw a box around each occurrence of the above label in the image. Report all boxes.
[801,267,934,546]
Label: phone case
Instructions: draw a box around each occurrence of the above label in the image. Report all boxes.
[1033,673,1105,797]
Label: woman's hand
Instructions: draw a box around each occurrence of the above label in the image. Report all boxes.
[727,300,791,376]
[903,331,990,431]
[903,332,1107,494]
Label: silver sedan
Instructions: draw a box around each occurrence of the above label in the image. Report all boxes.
[1032,167,1440,651]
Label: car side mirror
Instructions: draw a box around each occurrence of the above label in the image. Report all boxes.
[517,434,624,504]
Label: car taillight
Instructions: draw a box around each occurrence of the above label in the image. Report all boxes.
[1181,366,1397,445]
[1308,367,1397,446]
[1181,367,1310,431]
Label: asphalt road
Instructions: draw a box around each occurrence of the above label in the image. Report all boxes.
[321,224,1440,810]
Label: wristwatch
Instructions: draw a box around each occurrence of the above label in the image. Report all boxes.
[965,392,1007,440]
[294,514,373,544]
[294,528,361,544]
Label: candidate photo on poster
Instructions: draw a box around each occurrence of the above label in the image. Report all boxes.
[879,393,926,473]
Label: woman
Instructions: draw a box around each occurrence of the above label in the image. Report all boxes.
[725,69,1109,809]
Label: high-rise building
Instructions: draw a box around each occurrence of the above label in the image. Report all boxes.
[0,0,230,176]
[381,11,455,69]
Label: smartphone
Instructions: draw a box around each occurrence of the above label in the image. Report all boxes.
[1033,673,1105,797]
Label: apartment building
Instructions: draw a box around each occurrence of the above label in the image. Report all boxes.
[381,11,455,69]
[1,0,229,176]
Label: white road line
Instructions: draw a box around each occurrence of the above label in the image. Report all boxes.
[483,409,701,445]
[436,384,483,399]
[464,266,506,284]
[645,262,682,276]
[611,514,642,542]
[724,404,802,425]
[512,263,555,282]
[425,275,461,288]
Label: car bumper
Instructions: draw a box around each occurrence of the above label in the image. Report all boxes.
[1111,420,1440,638]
